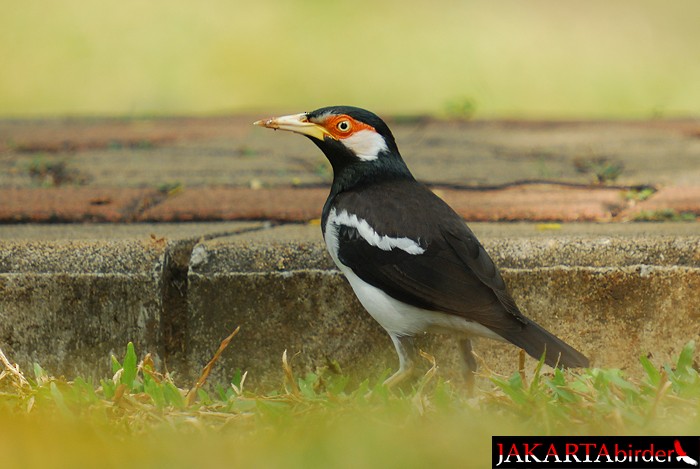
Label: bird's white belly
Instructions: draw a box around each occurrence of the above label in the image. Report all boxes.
[339,264,501,340]
[340,264,428,335]
[323,209,502,340]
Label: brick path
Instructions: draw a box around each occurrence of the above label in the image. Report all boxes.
[1,117,698,223]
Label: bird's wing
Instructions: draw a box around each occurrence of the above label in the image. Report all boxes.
[440,224,527,322]
[335,223,527,333]
[330,184,589,368]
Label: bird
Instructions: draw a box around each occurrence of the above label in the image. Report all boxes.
[254,106,589,388]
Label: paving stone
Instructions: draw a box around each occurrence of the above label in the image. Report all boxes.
[437,184,627,222]
[138,185,633,223]
[138,187,325,222]
[621,186,700,220]
[0,187,162,223]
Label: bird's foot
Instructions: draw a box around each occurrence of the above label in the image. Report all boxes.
[459,337,478,397]
[382,365,416,389]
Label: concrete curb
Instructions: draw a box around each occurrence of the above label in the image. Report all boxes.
[1,222,698,389]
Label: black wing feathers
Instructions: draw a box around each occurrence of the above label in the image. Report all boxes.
[332,181,588,368]
[442,226,525,323]
[336,224,522,331]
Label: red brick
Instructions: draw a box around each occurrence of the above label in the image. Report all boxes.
[637,186,700,213]
[439,185,626,222]
[5,185,695,224]
[619,186,700,220]
[139,187,326,222]
[139,185,627,223]
[0,116,251,153]
[0,188,162,223]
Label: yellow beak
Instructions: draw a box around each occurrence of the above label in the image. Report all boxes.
[253,113,334,141]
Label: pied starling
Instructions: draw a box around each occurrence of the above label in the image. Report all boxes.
[254,106,589,387]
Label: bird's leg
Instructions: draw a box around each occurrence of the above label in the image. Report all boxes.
[383,334,417,388]
[459,337,478,395]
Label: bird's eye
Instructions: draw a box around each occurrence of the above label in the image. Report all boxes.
[336,120,352,132]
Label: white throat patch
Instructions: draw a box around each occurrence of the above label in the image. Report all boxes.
[341,130,388,161]
[326,208,425,255]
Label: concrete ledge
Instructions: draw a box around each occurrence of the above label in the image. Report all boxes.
[1,222,699,389]
[1,273,162,378]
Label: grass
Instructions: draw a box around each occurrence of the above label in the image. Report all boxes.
[26,155,90,187]
[573,156,624,184]
[2,1,700,117]
[156,180,184,196]
[1,337,700,468]
[624,187,656,202]
[634,209,697,222]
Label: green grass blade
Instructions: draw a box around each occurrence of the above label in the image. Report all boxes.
[121,342,138,390]
[677,341,696,373]
[639,354,661,387]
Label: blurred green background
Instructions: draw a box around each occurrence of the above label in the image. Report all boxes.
[2,0,699,118]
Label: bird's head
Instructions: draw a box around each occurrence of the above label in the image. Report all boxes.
[254,106,411,182]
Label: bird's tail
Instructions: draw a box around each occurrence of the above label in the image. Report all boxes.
[499,320,589,368]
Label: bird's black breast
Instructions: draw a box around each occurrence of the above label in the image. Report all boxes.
[326,179,447,241]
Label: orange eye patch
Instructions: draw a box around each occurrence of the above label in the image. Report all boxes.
[323,114,377,139]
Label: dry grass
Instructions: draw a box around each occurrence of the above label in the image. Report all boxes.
[1,338,699,468]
